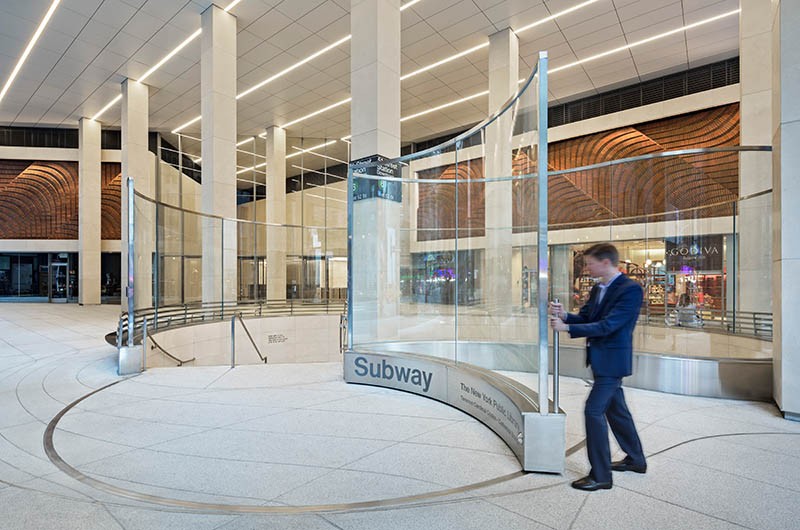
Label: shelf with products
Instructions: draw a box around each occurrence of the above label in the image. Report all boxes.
[646,271,666,306]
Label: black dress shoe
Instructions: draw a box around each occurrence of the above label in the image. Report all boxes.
[611,459,647,473]
[571,476,612,491]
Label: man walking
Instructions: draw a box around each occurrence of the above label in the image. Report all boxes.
[550,243,647,491]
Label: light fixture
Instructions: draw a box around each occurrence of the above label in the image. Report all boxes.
[286,140,337,159]
[237,161,267,174]
[90,0,244,122]
[138,29,202,83]
[171,116,202,134]
[238,35,352,100]
[400,1,599,82]
[403,8,742,127]
[550,9,741,74]
[515,0,599,35]
[400,0,423,11]
[282,97,352,128]
[236,137,255,147]
[91,94,122,121]
[401,90,488,122]
[0,0,61,106]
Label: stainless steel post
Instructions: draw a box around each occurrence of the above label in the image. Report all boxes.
[127,177,135,347]
[142,316,148,371]
[230,313,236,368]
[552,298,560,414]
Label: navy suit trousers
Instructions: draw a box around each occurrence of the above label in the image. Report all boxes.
[585,375,646,483]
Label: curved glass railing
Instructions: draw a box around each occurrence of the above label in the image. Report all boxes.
[347,53,551,385]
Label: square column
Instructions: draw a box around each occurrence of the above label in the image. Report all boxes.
[121,79,153,311]
[201,4,237,304]
[484,28,519,313]
[350,0,402,344]
[78,118,101,305]
[772,0,800,418]
[265,126,286,302]
[738,0,773,313]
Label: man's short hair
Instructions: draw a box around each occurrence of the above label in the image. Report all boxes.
[584,243,619,266]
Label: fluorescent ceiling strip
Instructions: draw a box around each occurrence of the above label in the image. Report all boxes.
[401,42,489,81]
[280,0,596,125]
[402,9,742,125]
[238,35,352,99]
[550,9,741,74]
[400,1,598,82]
[400,0,423,11]
[139,28,202,82]
[236,137,255,146]
[282,97,351,128]
[286,140,337,159]
[237,161,267,174]
[0,0,61,105]
[401,90,488,122]
[171,116,202,134]
[91,94,122,121]
[515,0,599,34]
[294,150,347,165]
[91,0,244,122]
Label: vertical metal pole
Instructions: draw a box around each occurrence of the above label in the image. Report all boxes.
[127,177,135,347]
[552,298,560,413]
[346,161,354,351]
[536,51,549,416]
[230,313,236,368]
[154,135,161,329]
[142,316,148,371]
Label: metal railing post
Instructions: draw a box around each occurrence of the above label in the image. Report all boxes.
[142,316,148,371]
[552,299,560,414]
[230,313,236,368]
[127,177,135,347]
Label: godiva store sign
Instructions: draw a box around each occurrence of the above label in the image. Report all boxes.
[665,235,723,272]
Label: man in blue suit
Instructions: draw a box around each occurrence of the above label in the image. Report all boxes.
[550,243,647,491]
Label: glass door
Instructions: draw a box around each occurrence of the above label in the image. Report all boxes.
[50,261,68,303]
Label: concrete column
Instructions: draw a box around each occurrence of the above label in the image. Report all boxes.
[121,79,153,311]
[350,0,401,343]
[201,4,237,304]
[78,118,101,305]
[738,0,773,314]
[771,0,800,419]
[484,28,518,314]
[265,126,286,302]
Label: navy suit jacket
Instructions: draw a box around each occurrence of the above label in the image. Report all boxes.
[565,274,643,377]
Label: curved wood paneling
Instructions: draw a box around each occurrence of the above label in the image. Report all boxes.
[0,161,78,239]
[101,163,121,240]
[417,159,484,241]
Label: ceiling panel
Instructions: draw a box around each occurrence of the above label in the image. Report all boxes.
[0,0,741,145]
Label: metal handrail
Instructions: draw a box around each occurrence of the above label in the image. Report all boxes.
[147,332,196,367]
[116,299,345,346]
[236,312,267,363]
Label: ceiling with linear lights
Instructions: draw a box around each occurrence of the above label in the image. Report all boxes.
[0,0,740,177]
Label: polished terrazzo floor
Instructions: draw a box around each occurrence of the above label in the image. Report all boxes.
[1,303,799,529]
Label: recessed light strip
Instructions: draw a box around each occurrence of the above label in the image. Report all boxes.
[400,0,423,11]
[0,0,61,105]
[515,0,599,34]
[286,140,338,159]
[403,9,742,124]
[139,28,202,83]
[171,116,202,134]
[550,9,741,73]
[282,97,352,128]
[91,94,122,121]
[400,90,489,122]
[237,161,267,174]
[238,35,352,100]
[90,0,244,122]
[400,1,599,82]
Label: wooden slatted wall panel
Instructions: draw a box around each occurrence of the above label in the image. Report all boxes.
[101,163,121,240]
